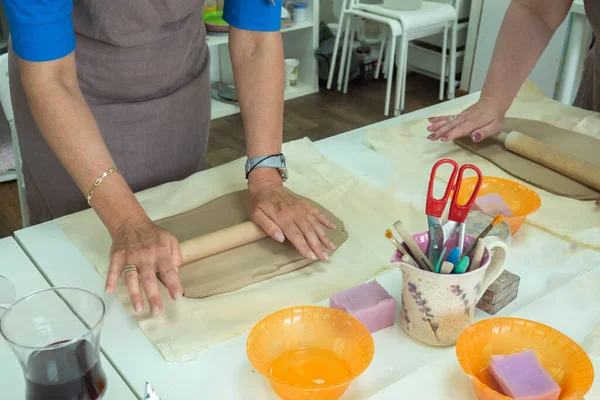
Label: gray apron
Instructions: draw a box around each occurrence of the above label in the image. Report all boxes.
[9,0,211,225]
[575,1,600,112]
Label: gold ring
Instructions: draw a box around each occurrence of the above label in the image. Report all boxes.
[450,115,458,121]
[122,265,139,281]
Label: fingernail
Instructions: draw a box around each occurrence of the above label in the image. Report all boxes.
[174,291,182,300]
[274,232,285,243]
[323,253,330,261]
[428,117,434,122]
[441,135,450,142]
[135,303,143,313]
[472,132,482,142]
[427,134,434,140]
[152,305,160,315]
[427,125,434,131]
[309,252,317,260]
[330,223,337,230]
[329,242,337,250]
[105,286,110,293]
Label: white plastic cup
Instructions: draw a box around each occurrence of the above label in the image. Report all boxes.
[284,59,300,89]
[293,2,307,23]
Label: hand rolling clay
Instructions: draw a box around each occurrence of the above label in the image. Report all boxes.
[154,189,348,298]
[488,350,561,400]
[329,280,396,333]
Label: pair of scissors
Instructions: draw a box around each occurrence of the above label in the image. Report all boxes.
[426,159,483,262]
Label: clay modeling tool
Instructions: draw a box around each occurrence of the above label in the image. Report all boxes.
[393,220,434,272]
[463,215,504,258]
[440,261,454,274]
[497,131,600,191]
[434,247,448,273]
[426,159,482,255]
[385,229,418,268]
[445,246,460,266]
[179,221,269,265]
[453,256,470,274]
[467,240,486,272]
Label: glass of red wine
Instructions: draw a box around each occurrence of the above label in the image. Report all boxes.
[0,287,107,400]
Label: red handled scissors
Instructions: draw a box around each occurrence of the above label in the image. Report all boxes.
[426,159,483,262]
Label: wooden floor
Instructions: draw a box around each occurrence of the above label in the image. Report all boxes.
[0,74,441,238]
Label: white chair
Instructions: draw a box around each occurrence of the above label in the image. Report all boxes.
[327,0,403,116]
[0,53,30,227]
[356,0,461,115]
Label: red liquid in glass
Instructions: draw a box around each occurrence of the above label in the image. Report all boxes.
[25,339,107,400]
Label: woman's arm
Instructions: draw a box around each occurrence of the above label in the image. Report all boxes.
[428,0,574,142]
[226,1,336,261]
[19,55,146,234]
[4,0,183,314]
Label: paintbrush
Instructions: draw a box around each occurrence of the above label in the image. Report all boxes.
[385,229,418,268]
[462,215,504,259]
[393,220,435,272]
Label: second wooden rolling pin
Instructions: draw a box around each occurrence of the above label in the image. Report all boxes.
[497,131,600,191]
[179,221,269,265]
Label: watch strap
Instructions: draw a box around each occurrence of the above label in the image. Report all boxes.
[245,154,284,179]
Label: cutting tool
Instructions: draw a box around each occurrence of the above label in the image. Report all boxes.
[426,159,483,260]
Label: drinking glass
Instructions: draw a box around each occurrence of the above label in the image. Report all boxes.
[0,287,107,400]
[0,275,16,315]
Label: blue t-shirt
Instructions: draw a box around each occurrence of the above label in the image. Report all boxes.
[1,0,282,62]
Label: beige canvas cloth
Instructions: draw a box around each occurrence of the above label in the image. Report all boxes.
[57,138,426,361]
[365,81,600,249]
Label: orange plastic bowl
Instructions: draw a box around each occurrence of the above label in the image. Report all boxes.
[456,318,594,400]
[246,306,375,400]
[458,176,541,235]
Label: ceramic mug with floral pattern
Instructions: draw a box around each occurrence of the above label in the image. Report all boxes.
[392,231,509,346]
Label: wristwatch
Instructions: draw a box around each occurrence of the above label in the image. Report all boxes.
[245,154,288,182]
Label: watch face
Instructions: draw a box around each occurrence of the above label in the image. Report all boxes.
[279,156,288,181]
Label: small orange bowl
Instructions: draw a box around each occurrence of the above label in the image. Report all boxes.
[458,176,541,235]
[456,318,594,400]
[246,306,374,400]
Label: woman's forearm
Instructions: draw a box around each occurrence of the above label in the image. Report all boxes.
[481,0,573,111]
[19,54,148,233]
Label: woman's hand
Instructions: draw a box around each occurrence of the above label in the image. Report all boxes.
[426,98,507,142]
[105,217,183,315]
[248,171,337,262]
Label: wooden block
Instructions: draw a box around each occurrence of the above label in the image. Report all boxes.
[476,270,520,315]
[477,287,519,315]
[480,270,520,304]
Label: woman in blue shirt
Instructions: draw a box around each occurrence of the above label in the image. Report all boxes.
[3,0,336,315]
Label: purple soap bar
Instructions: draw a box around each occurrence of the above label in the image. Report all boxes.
[329,280,396,333]
[488,350,561,400]
[472,193,514,217]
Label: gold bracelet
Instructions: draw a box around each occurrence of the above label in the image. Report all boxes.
[87,165,120,206]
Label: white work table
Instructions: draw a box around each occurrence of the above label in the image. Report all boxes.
[0,237,136,400]
[13,94,600,399]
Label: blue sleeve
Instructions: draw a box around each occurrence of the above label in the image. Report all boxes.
[223,0,281,32]
[2,0,75,62]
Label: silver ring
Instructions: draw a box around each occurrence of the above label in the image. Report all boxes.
[122,265,139,281]
[450,115,458,121]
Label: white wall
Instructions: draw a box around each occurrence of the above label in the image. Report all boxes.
[469,0,570,99]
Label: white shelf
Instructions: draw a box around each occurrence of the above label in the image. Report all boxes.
[211,81,315,119]
[206,21,314,47]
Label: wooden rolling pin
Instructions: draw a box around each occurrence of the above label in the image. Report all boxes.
[179,221,269,265]
[497,131,600,191]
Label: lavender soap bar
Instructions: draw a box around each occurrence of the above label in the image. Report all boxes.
[329,280,397,333]
[472,193,515,217]
[489,350,561,400]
